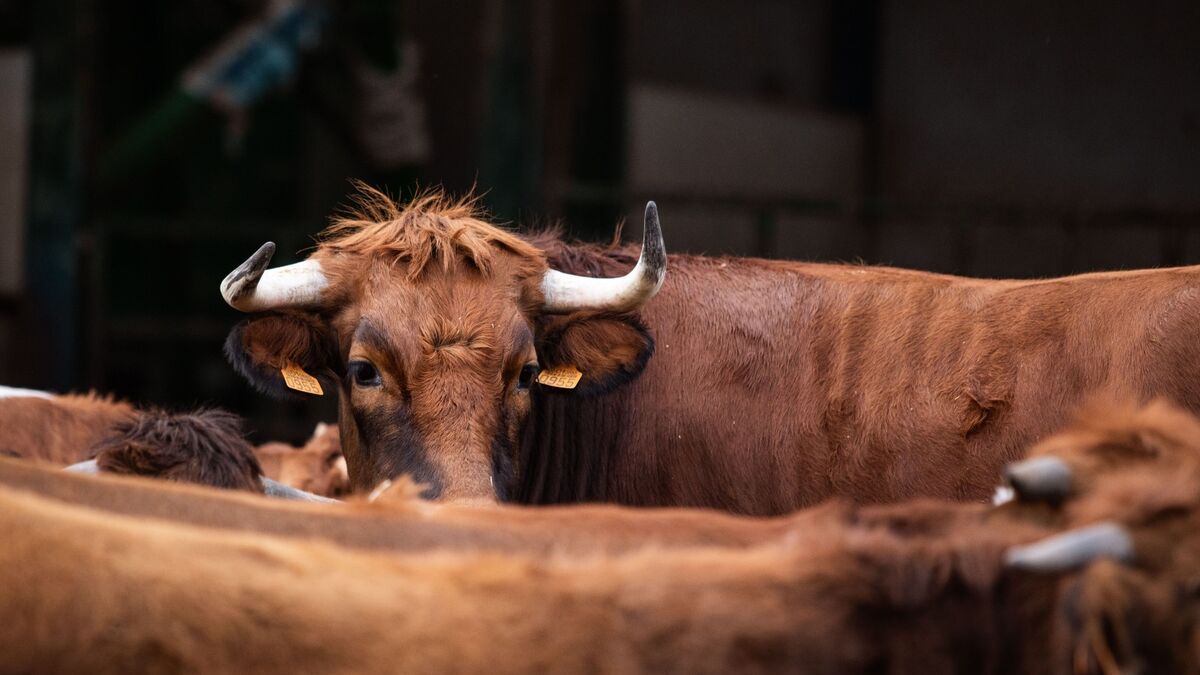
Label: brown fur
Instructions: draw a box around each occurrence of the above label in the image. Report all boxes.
[996,400,1200,673]
[320,183,547,282]
[9,402,1200,671]
[254,423,349,498]
[0,455,810,554]
[228,190,581,500]
[519,245,1200,513]
[229,186,1200,513]
[0,473,1064,674]
[0,392,135,465]
[94,409,263,492]
[1023,397,1200,497]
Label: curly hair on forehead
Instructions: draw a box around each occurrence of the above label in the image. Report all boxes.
[318,182,547,281]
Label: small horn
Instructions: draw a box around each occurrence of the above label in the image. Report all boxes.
[1005,456,1073,503]
[261,477,341,504]
[540,201,667,313]
[64,459,100,474]
[220,242,329,312]
[1005,521,1135,573]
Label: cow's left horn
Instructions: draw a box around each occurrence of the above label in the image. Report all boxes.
[220,241,329,312]
[1004,456,1073,503]
[1005,521,1135,573]
[540,201,666,313]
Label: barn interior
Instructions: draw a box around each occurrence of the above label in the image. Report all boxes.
[0,0,1197,443]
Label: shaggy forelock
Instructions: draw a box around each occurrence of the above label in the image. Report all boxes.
[318,182,547,281]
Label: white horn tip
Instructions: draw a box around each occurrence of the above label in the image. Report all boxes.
[220,241,277,308]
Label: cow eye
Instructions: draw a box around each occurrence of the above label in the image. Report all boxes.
[348,360,382,388]
[516,363,539,391]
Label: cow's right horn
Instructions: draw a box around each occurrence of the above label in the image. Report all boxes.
[540,201,667,313]
[1005,521,1135,573]
[220,242,329,313]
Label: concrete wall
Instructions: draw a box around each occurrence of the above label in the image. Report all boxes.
[0,49,30,294]
[879,1,1200,212]
[872,1,1200,276]
[628,0,830,105]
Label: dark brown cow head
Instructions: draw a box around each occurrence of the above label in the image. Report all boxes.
[999,400,1200,673]
[222,188,665,501]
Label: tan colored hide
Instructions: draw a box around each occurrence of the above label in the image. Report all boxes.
[0,482,1058,675]
[0,392,134,465]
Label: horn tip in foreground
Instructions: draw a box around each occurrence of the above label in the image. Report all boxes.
[1005,521,1135,573]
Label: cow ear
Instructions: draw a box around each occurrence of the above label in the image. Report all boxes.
[224,313,339,400]
[535,312,654,396]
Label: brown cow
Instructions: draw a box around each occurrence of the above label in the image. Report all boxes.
[0,387,136,465]
[6,401,1200,672]
[67,408,337,503]
[254,422,349,497]
[0,384,346,497]
[219,186,1200,513]
[992,399,1200,672]
[11,438,1200,673]
[1004,471,1200,674]
[0,471,1060,674]
[90,408,265,492]
[0,454,832,554]
[1004,397,1200,504]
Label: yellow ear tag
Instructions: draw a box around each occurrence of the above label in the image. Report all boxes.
[536,364,583,390]
[280,362,324,396]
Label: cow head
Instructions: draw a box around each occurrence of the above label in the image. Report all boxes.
[221,188,665,501]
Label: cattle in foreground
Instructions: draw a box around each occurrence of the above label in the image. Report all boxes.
[0,454,834,554]
[0,385,341,498]
[7,402,1200,673]
[90,408,264,491]
[994,398,1200,673]
[66,408,336,503]
[254,422,349,498]
[220,186,1200,513]
[0,387,134,465]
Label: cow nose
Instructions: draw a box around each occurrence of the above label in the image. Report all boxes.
[1004,456,1073,504]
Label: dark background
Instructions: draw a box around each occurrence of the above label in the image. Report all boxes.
[1,1,1197,442]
